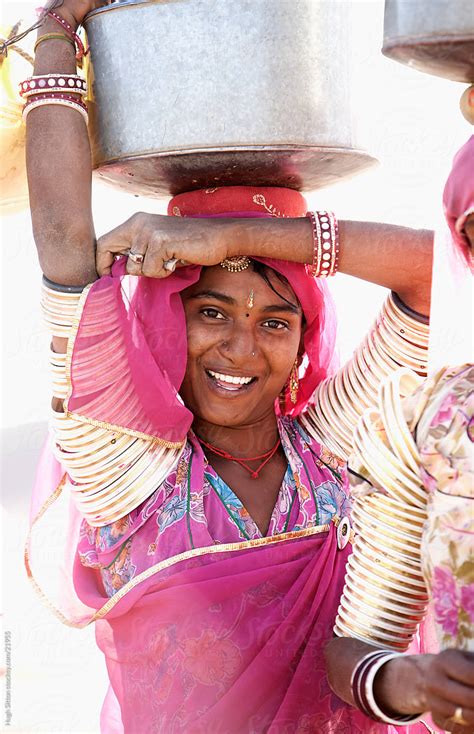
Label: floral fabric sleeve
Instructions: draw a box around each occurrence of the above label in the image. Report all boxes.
[403,364,474,650]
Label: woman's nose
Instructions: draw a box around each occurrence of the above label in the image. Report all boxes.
[219,322,257,362]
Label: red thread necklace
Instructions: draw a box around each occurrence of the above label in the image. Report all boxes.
[198,436,281,479]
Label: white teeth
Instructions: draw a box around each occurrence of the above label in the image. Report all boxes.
[208,370,253,385]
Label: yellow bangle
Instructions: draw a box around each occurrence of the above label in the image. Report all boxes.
[34,33,76,54]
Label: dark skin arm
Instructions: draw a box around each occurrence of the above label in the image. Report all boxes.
[26,2,104,287]
[95,214,433,314]
[325,638,474,732]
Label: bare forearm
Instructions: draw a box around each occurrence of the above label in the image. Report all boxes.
[26,17,97,286]
[338,220,433,315]
[227,217,433,315]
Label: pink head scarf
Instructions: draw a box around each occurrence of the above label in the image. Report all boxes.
[64,187,338,447]
[442,134,474,270]
[429,136,474,374]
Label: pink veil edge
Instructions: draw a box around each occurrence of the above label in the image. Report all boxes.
[65,224,338,443]
[25,434,101,628]
[430,134,474,372]
[428,226,474,375]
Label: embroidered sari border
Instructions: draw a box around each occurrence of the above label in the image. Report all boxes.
[24,471,333,628]
[94,524,333,620]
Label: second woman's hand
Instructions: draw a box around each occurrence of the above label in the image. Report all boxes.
[95,212,232,277]
[375,650,474,732]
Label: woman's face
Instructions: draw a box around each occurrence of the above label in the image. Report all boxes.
[180,264,304,427]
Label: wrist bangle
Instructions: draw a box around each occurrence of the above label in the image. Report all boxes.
[42,275,86,294]
[20,75,87,97]
[366,654,424,725]
[44,9,89,61]
[391,291,429,325]
[351,650,423,725]
[305,210,340,278]
[34,33,76,54]
[23,96,88,123]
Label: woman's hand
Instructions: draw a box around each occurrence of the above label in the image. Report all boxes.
[96,212,231,277]
[54,0,111,29]
[377,650,474,732]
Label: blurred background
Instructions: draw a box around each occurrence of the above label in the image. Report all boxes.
[1,0,471,731]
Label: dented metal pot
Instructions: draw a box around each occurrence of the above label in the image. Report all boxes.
[84,0,376,197]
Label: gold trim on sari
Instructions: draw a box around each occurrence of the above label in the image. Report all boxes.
[25,471,337,629]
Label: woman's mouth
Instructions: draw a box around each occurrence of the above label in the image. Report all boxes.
[205,369,257,394]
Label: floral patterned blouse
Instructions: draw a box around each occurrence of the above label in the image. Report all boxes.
[77,417,350,599]
[404,364,474,650]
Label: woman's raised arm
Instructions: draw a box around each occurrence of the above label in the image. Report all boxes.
[26,2,104,287]
[96,214,433,315]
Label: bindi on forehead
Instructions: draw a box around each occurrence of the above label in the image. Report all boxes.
[186,266,301,314]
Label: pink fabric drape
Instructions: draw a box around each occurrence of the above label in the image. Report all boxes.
[25,185,437,733]
[93,526,426,734]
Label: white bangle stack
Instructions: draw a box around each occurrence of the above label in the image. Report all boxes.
[333,368,429,650]
[41,279,185,527]
[300,292,429,459]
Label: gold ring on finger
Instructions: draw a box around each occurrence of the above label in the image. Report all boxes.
[451,707,469,726]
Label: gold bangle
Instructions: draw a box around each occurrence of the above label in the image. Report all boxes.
[70,445,183,525]
[345,563,427,608]
[334,621,406,652]
[344,575,425,617]
[364,494,426,526]
[339,595,420,635]
[34,33,76,54]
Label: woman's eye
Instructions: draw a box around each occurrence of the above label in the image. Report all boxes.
[263,319,288,330]
[201,308,225,320]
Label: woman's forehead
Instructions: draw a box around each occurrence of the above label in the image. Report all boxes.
[184,264,300,308]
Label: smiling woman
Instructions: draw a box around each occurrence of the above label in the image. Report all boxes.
[27,184,443,733]
[180,264,304,535]
[181,266,302,427]
[24,0,472,729]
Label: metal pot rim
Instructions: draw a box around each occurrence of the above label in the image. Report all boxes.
[85,0,161,23]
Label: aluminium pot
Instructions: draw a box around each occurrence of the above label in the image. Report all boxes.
[84,0,376,198]
[383,0,474,82]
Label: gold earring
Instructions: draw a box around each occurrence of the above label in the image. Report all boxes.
[289,361,299,404]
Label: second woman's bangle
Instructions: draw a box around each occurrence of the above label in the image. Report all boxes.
[351,650,424,725]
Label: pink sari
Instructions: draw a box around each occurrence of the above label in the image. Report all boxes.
[25,186,433,732]
[94,526,361,734]
[27,434,431,734]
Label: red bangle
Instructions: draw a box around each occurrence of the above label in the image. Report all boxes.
[19,74,87,97]
[46,9,89,61]
[25,91,87,105]
[305,211,340,278]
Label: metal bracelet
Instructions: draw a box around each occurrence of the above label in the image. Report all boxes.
[42,274,87,293]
